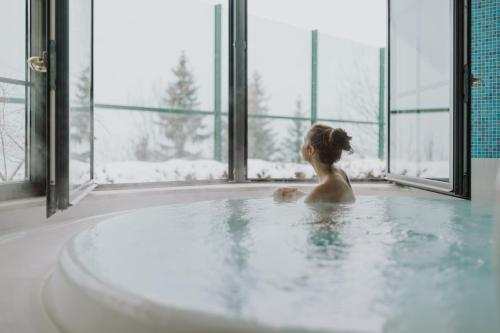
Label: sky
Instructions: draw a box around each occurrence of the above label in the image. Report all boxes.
[204,0,387,47]
[93,0,386,111]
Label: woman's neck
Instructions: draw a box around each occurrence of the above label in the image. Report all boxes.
[310,160,333,182]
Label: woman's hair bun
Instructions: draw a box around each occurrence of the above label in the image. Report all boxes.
[306,124,352,164]
[329,128,352,152]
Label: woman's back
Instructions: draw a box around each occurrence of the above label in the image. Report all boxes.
[305,167,355,204]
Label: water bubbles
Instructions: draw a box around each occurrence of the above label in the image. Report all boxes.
[70,195,498,332]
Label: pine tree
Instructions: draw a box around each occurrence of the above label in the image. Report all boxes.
[284,97,308,163]
[71,66,91,162]
[247,72,276,160]
[156,53,209,159]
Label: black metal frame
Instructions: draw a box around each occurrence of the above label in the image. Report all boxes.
[46,0,96,216]
[46,0,56,215]
[228,0,248,183]
[54,0,70,210]
[25,0,30,180]
[385,0,471,198]
[453,0,471,198]
[228,0,234,180]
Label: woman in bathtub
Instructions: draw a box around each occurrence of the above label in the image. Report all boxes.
[273,124,355,204]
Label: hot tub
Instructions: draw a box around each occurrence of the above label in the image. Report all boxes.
[43,195,499,333]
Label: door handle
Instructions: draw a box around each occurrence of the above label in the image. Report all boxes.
[27,51,47,73]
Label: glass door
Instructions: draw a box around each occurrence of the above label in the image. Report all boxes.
[387,0,468,195]
[68,0,94,202]
[0,0,47,201]
[47,0,94,216]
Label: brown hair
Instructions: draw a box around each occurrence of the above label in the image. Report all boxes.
[306,124,352,165]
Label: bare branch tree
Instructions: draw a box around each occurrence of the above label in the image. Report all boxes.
[283,96,308,163]
[340,57,380,158]
[0,84,26,181]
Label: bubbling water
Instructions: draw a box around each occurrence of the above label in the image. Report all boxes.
[73,196,499,333]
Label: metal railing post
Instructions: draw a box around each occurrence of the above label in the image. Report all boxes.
[310,30,318,125]
[378,48,385,160]
[214,4,222,161]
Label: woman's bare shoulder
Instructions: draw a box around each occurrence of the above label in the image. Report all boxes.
[304,183,340,203]
[304,187,323,204]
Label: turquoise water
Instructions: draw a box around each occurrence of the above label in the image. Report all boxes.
[73,196,499,332]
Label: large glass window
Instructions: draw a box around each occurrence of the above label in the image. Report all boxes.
[389,0,452,182]
[0,0,465,206]
[248,0,387,180]
[94,0,228,184]
[0,0,27,183]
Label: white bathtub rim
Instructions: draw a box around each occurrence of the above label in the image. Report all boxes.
[43,211,359,333]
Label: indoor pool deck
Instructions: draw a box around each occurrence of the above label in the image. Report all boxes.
[0,183,469,333]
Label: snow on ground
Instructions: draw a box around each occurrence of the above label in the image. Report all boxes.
[71,156,386,184]
[72,157,449,185]
[390,160,449,179]
[248,156,386,180]
[92,159,228,184]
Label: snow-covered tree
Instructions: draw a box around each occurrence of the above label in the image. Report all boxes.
[248,72,276,160]
[70,66,91,162]
[284,97,308,163]
[156,52,209,159]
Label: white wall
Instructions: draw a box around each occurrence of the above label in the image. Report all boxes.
[471,159,500,202]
